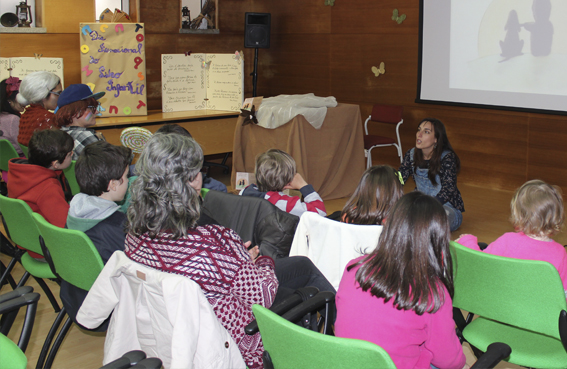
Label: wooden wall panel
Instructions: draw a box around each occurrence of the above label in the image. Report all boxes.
[261,34,330,98]
[0,34,82,87]
[528,116,567,193]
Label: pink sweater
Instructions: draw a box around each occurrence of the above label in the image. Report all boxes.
[335,256,465,369]
[457,232,567,290]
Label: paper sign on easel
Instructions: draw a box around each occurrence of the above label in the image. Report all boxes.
[79,22,147,117]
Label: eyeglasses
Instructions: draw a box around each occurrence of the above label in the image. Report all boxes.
[87,104,100,113]
[49,90,62,96]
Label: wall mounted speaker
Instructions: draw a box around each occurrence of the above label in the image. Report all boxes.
[244,12,271,49]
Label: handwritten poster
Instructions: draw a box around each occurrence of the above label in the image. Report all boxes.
[161,53,243,112]
[79,22,147,117]
[0,57,65,87]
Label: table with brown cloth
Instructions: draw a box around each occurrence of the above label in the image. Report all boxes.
[231,103,365,201]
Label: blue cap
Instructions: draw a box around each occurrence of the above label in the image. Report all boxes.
[54,84,105,113]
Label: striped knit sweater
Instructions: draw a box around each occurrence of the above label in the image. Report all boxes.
[124,224,278,369]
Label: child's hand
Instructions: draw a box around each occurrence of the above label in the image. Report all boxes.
[244,241,260,261]
[284,173,308,190]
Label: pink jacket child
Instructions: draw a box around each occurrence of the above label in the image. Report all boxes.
[335,192,466,369]
[456,179,567,293]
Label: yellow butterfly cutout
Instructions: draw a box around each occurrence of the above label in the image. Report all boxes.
[392,9,406,25]
[371,62,385,77]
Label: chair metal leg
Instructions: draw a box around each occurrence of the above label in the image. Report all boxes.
[43,316,73,369]
[0,258,18,290]
[36,307,67,369]
[16,271,31,287]
[32,276,60,313]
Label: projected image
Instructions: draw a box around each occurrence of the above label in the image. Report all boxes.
[450,0,567,96]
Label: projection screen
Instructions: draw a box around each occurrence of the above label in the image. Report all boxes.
[417,0,567,115]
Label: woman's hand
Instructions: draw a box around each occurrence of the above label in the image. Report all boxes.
[244,241,260,261]
[284,173,308,190]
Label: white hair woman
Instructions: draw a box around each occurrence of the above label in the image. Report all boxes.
[16,71,62,146]
[125,133,278,369]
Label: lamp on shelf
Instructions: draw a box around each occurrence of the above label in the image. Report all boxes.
[16,0,32,27]
[181,6,191,29]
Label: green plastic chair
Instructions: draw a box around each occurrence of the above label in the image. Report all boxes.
[0,194,60,313]
[62,160,80,196]
[18,144,28,158]
[451,241,567,368]
[33,212,104,369]
[252,304,396,369]
[0,139,19,172]
[0,333,27,369]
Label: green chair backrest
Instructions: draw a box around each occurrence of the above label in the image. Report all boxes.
[451,241,567,339]
[62,160,80,196]
[0,139,19,172]
[0,194,43,256]
[0,333,27,369]
[33,213,104,291]
[252,304,396,369]
[18,144,28,158]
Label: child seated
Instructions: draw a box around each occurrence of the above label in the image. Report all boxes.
[341,165,404,225]
[54,84,106,160]
[61,140,132,327]
[8,129,73,258]
[457,179,567,292]
[240,149,326,217]
[66,141,132,262]
[335,192,465,369]
[8,129,73,228]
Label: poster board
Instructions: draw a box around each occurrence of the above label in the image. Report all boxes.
[161,53,243,112]
[0,57,65,87]
[79,22,147,117]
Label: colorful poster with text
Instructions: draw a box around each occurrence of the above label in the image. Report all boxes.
[79,22,147,117]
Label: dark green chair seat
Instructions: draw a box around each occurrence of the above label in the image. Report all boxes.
[33,212,104,368]
[0,139,19,172]
[451,241,567,368]
[0,194,60,312]
[62,160,80,196]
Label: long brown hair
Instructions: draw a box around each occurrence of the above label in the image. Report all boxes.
[349,192,454,315]
[341,165,403,225]
[413,118,460,185]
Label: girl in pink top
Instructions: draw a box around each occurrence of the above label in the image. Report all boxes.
[457,179,567,291]
[335,192,466,369]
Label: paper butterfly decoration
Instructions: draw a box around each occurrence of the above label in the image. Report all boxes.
[202,60,212,69]
[240,105,258,126]
[371,62,385,77]
[235,50,244,62]
[324,0,336,6]
[392,9,406,24]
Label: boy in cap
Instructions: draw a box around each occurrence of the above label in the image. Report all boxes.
[54,84,106,159]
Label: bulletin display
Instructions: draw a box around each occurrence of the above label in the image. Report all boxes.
[79,22,147,117]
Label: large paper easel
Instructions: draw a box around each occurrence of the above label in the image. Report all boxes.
[79,22,147,117]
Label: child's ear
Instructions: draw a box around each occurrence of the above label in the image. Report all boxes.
[107,179,116,193]
[50,160,61,170]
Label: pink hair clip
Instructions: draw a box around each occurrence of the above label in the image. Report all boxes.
[5,76,21,94]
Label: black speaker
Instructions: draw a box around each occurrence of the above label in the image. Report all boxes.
[244,13,271,49]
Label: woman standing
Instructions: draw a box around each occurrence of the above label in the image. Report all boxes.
[399,118,464,231]
[16,71,62,147]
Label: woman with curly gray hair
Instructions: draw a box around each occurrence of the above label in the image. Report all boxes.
[16,71,62,146]
[124,133,278,369]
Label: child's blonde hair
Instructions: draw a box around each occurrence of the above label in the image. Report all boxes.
[255,149,295,192]
[510,179,564,237]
